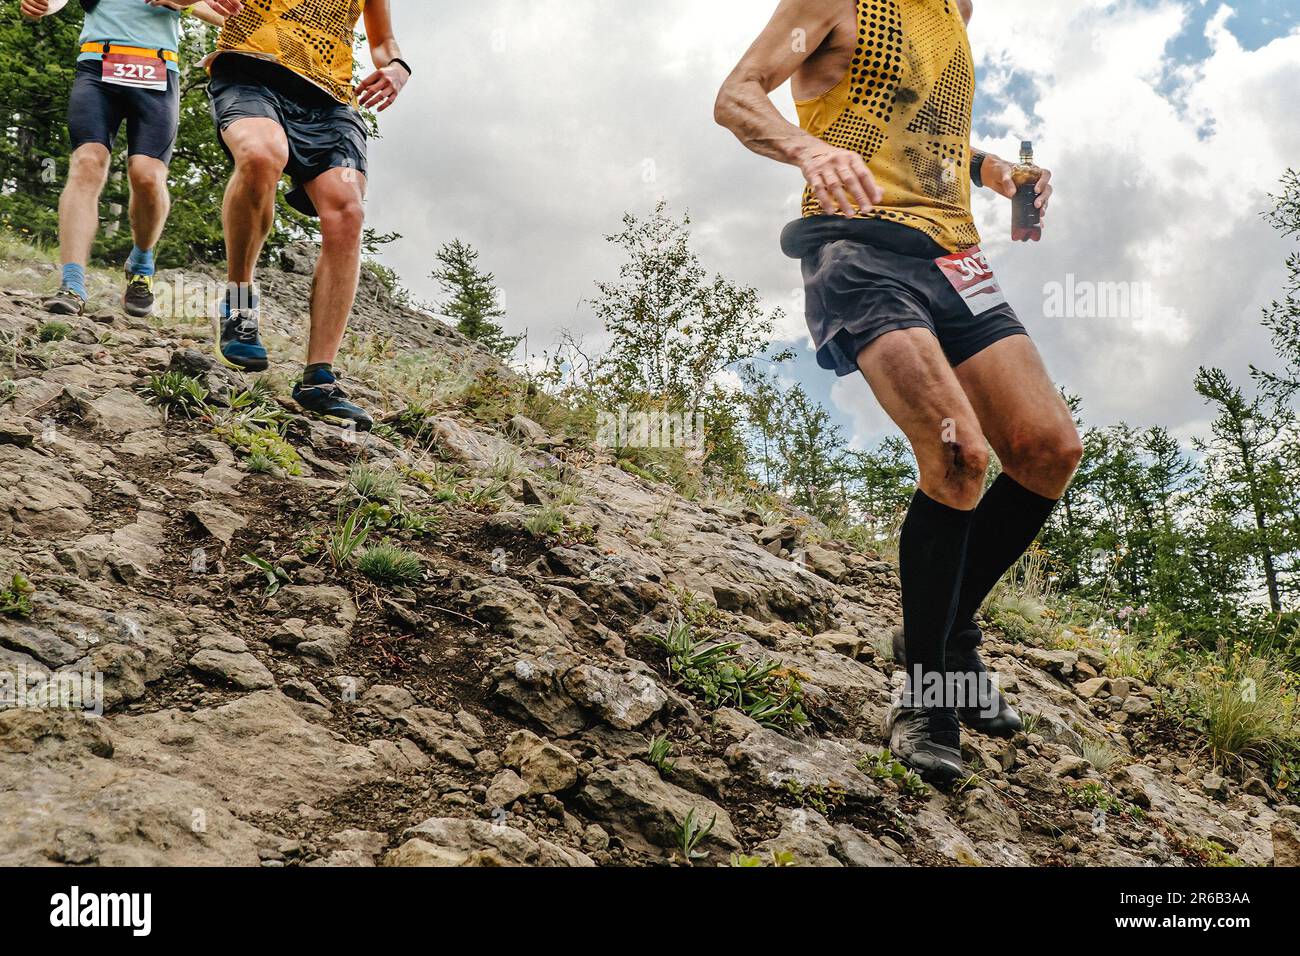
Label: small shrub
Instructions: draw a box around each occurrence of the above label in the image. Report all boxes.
[214,422,303,476]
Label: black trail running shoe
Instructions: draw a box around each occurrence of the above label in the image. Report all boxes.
[122,272,156,318]
[891,626,1023,737]
[292,379,373,431]
[886,705,965,786]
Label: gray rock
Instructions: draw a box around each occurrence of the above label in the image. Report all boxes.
[188,649,275,691]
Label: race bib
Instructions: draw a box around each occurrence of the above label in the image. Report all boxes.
[102,53,167,91]
[935,246,1008,316]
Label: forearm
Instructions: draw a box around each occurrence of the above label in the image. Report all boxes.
[189,3,227,27]
[715,77,820,167]
[370,38,403,70]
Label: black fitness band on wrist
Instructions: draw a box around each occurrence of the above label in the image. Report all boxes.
[389,58,412,77]
[971,149,986,189]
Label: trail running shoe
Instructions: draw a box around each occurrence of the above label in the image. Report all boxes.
[886,705,965,786]
[214,304,269,372]
[292,378,374,432]
[891,625,1023,737]
[947,627,1024,737]
[43,288,86,316]
[122,271,155,318]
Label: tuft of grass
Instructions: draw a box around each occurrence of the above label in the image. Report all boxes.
[245,451,277,475]
[348,461,401,505]
[523,506,565,538]
[1182,652,1298,769]
[1079,737,1124,773]
[37,320,71,343]
[0,573,35,617]
[355,542,424,587]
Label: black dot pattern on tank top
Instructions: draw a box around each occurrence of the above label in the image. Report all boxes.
[220,0,363,104]
[906,42,973,138]
[848,0,903,120]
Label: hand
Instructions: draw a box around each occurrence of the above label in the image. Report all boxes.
[797,141,884,217]
[357,62,409,112]
[20,0,51,20]
[980,154,1053,218]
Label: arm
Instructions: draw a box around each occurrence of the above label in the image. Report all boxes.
[972,150,1053,218]
[189,2,229,27]
[714,0,881,216]
[357,0,410,112]
[146,0,244,18]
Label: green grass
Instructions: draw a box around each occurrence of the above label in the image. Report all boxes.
[347,462,402,505]
[355,542,424,587]
[37,321,71,343]
[326,507,372,568]
[144,371,209,418]
[523,506,565,538]
[1182,652,1299,769]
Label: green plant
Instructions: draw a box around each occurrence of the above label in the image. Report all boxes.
[673,809,715,866]
[0,573,35,617]
[859,750,928,798]
[1020,712,1043,737]
[355,542,424,586]
[1079,737,1124,773]
[1182,652,1299,769]
[144,371,209,418]
[37,320,70,343]
[729,850,796,868]
[214,422,303,476]
[782,780,846,816]
[650,617,807,731]
[240,554,290,597]
[524,506,565,538]
[647,734,676,774]
[245,451,277,475]
[0,379,15,405]
[327,507,373,568]
[348,462,402,505]
[1070,782,1144,821]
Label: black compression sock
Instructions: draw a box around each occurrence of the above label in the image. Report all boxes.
[948,474,1060,651]
[899,490,975,714]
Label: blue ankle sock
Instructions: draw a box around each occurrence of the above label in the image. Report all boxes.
[303,363,335,387]
[61,263,87,301]
[126,246,155,277]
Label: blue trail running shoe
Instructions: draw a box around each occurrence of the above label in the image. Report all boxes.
[292,377,374,432]
[214,299,269,372]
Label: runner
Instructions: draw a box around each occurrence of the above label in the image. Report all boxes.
[23,0,226,318]
[174,0,411,432]
[715,0,1083,783]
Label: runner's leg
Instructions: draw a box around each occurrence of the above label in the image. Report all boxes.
[219,117,289,288]
[57,144,112,279]
[855,328,988,710]
[300,167,367,366]
[126,155,170,260]
[947,335,1083,638]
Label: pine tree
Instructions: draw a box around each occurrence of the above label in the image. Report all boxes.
[431,239,519,359]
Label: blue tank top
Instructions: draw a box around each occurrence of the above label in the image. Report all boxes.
[77,0,183,73]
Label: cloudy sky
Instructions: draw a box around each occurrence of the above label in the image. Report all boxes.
[363,0,1300,449]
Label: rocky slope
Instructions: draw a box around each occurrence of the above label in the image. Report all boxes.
[1,248,1297,868]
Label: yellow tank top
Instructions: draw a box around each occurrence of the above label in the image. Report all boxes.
[797,0,980,253]
[217,0,365,106]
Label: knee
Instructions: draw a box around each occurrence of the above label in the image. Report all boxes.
[919,430,991,510]
[128,162,167,196]
[1005,426,1084,481]
[233,140,288,188]
[318,197,365,242]
[68,150,110,188]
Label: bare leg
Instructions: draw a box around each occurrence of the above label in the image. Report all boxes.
[954,335,1083,498]
[217,118,288,286]
[856,328,990,510]
[58,144,112,268]
[126,154,170,255]
[301,167,367,366]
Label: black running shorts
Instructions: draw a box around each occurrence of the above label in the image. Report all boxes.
[207,53,369,218]
[783,217,1029,375]
[68,60,180,163]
